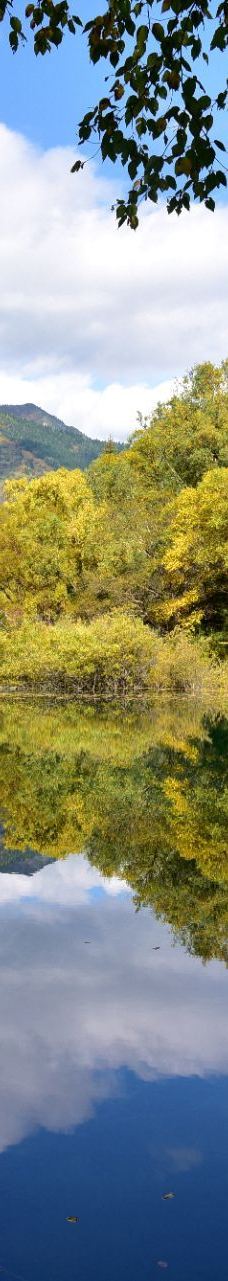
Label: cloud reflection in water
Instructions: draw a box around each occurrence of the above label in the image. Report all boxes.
[0,853,227,1156]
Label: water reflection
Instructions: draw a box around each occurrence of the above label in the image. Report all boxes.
[0,699,228,1281]
[0,854,228,1157]
[0,697,228,962]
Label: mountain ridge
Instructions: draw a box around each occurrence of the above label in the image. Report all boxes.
[0,402,116,483]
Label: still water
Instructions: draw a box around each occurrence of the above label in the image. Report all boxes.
[0,697,227,1281]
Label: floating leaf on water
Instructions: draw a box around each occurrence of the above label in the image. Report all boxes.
[162,1192,175,1200]
[66,1215,80,1223]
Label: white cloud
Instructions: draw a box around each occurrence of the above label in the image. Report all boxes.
[0,122,227,440]
[0,853,127,907]
[164,1147,202,1173]
[0,368,174,442]
[0,854,227,1153]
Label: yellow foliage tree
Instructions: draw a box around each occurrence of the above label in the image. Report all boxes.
[162,468,228,632]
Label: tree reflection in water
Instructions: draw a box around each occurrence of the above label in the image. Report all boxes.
[0,696,227,964]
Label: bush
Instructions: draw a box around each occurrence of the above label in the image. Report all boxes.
[0,611,227,702]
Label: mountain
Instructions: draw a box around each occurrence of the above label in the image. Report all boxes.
[0,848,56,876]
[0,402,110,483]
[0,827,56,875]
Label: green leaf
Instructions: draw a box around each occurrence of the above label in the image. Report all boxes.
[175,155,192,176]
[152,22,164,41]
[197,94,211,111]
[114,82,125,100]
[137,23,148,41]
[217,91,227,110]
[147,52,161,69]
[215,170,227,187]
[211,25,226,51]
[166,175,176,190]
[136,116,147,135]
[71,159,84,172]
[10,16,22,31]
[125,17,135,35]
[157,85,167,99]
[182,193,190,210]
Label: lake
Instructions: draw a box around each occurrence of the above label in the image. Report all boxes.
[0,696,227,1281]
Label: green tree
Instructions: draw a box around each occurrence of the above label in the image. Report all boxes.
[123,360,228,626]
[1,0,227,226]
[129,361,228,490]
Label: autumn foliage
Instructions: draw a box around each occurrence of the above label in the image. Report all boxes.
[0,361,227,693]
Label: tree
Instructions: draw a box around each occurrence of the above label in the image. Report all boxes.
[1,0,227,227]
[162,466,228,631]
[0,361,227,635]
[124,360,228,625]
[129,361,228,490]
[0,468,95,624]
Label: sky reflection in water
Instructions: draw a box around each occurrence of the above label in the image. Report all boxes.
[0,855,227,1281]
[0,698,227,1280]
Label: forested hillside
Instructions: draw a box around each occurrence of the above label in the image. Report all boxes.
[0,361,227,695]
[0,402,108,482]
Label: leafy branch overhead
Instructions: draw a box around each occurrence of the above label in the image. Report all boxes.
[1,0,228,225]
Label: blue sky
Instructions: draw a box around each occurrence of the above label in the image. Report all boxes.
[0,17,101,149]
[0,12,227,439]
[0,8,227,160]
[0,6,227,155]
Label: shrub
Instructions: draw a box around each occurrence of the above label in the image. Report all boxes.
[0,611,227,703]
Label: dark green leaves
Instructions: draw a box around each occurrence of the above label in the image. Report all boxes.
[3,0,228,224]
[135,23,148,56]
[152,22,165,41]
[76,0,227,226]
[12,0,82,54]
[9,13,25,50]
[211,23,227,50]
[71,158,84,172]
